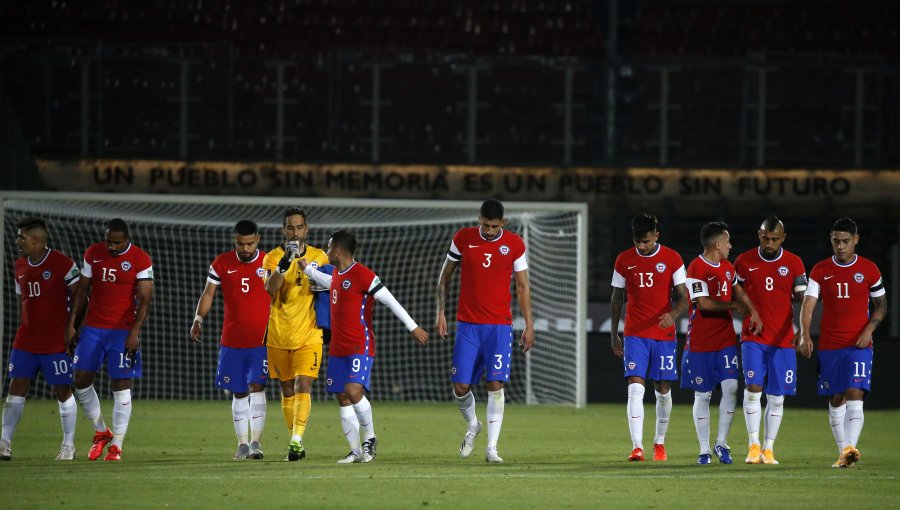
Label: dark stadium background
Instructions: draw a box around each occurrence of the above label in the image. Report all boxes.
[1,0,898,407]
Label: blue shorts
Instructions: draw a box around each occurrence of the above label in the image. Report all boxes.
[216,346,268,393]
[325,354,374,393]
[451,322,513,385]
[741,342,797,396]
[73,326,142,379]
[680,345,740,392]
[817,347,873,396]
[623,337,678,381]
[7,348,73,386]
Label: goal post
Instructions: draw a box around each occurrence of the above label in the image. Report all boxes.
[1,191,588,407]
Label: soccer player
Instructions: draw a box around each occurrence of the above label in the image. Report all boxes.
[435,198,534,464]
[610,213,689,462]
[67,218,154,461]
[799,218,887,468]
[262,208,329,461]
[300,230,428,464]
[1,218,80,461]
[682,221,762,465]
[733,215,807,465]
[191,220,270,461]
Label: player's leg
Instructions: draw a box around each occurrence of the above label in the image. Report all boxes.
[740,342,765,464]
[328,357,362,463]
[288,343,321,460]
[682,349,713,463]
[713,346,739,464]
[818,348,850,466]
[269,347,295,433]
[103,329,141,461]
[451,322,483,457]
[648,339,677,461]
[72,327,112,460]
[761,346,797,464]
[216,346,250,459]
[483,325,513,463]
[39,351,77,460]
[244,346,269,460]
[840,348,871,467]
[342,355,376,462]
[622,336,649,459]
[1,350,36,460]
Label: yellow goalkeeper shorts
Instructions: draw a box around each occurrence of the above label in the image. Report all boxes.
[267,344,323,380]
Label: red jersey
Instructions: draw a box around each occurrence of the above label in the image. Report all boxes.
[207,250,270,348]
[329,262,380,357]
[14,249,80,354]
[685,255,738,352]
[734,248,806,347]
[806,255,885,350]
[611,244,686,341]
[447,227,527,325]
[81,242,154,329]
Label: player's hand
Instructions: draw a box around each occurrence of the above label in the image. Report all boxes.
[190,320,202,342]
[410,327,428,346]
[278,243,298,273]
[611,333,624,358]
[748,312,763,335]
[66,329,78,358]
[519,327,534,353]
[795,333,813,359]
[435,313,448,339]
[855,333,871,349]
[658,312,675,329]
[297,258,309,271]
[124,331,140,364]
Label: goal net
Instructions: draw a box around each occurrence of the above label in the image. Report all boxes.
[1,192,587,406]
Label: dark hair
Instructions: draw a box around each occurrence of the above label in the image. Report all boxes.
[107,218,130,237]
[17,216,47,232]
[700,221,729,248]
[761,214,782,232]
[330,229,358,256]
[282,207,308,226]
[830,217,858,235]
[233,219,259,236]
[480,199,504,220]
[631,213,659,238]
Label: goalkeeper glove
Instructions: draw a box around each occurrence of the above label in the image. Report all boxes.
[278,241,300,273]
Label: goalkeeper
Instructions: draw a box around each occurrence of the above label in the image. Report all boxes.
[263,208,330,462]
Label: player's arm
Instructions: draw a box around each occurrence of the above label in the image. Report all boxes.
[299,259,333,288]
[190,281,219,342]
[514,268,534,353]
[797,289,818,359]
[733,283,763,334]
[609,286,625,357]
[371,281,428,346]
[666,283,690,325]
[792,274,808,302]
[125,279,154,357]
[66,275,92,348]
[857,294,887,348]
[265,248,296,298]
[434,257,459,339]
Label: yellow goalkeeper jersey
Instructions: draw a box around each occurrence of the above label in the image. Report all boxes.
[263,244,330,350]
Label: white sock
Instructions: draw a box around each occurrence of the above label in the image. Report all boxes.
[486,389,505,450]
[75,385,107,432]
[352,396,375,441]
[626,383,645,449]
[58,395,77,447]
[1,395,26,445]
[743,389,762,446]
[340,404,361,454]
[111,389,132,448]
[454,390,478,428]
[828,403,848,453]
[693,391,712,454]
[249,391,266,443]
[232,396,250,445]
[716,379,738,446]
[654,390,671,445]
[844,400,864,448]
[763,394,785,450]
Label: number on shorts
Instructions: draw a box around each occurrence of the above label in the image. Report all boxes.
[853,362,867,378]
[263,359,269,374]
[723,354,738,369]
[659,355,674,371]
[51,359,68,375]
[352,358,361,372]
[784,370,794,384]
[118,353,132,368]
[493,354,503,370]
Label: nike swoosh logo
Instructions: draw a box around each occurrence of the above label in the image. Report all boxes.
[93,259,103,263]
[748,267,759,272]
[823,275,835,280]
[227,269,238,274]
[849,418,860,421]
[17,274,25,279]
[233,418,245,422]
[697,417,707,421]
[707,276,716,281]
[468,244,480,248]
[746,410,758,415]
[492,371,502,376]
[251,415,263,419]
[627,265,638,270]
[489,420,499,424]
[630,416,641,419]
[122,402,131,406]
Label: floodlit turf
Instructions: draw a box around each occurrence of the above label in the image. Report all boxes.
[2,400,898,509]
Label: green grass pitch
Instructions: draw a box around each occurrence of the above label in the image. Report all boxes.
[1,400,898,509]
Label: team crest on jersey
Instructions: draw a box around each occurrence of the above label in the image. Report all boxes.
[310,261,318,269]
[121,261,132,271]
[778,266,789,277]
[42,270,52,280]
[725,271,732,281]
[656,262,666,272]
[342,280,351,289]
[747,370,755,379]
[627,361,636,370]
[854,272,865,283]
[695,377,703,385]
[256,267,266,278]
[499,245,510,255]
